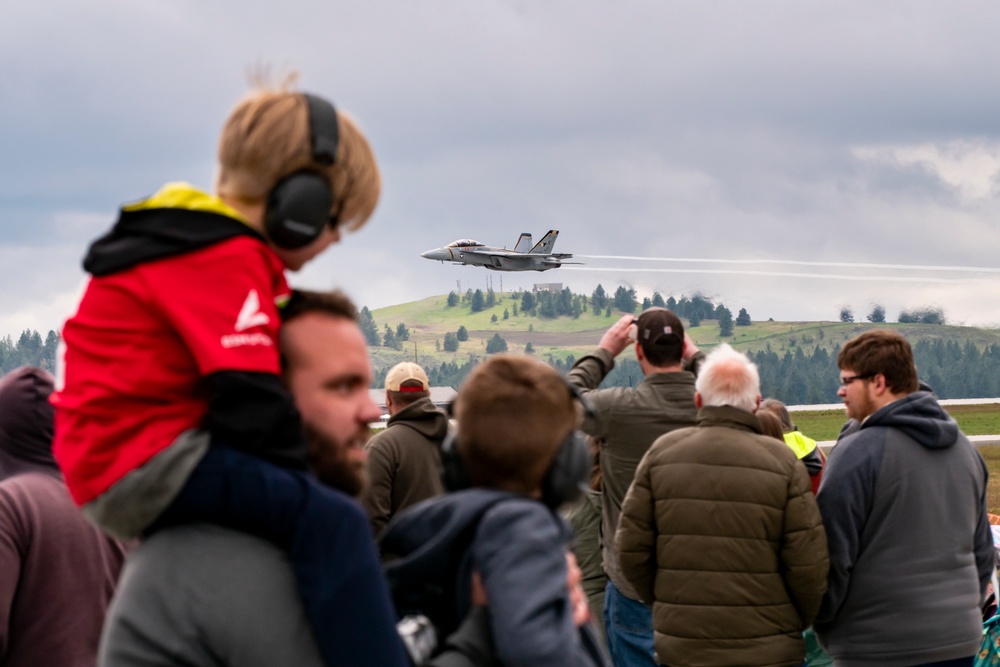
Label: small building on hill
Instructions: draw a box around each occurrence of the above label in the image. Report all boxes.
[533,282,563,293]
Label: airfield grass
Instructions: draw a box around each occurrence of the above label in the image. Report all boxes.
[794,403,1000,442]
[980,446,1000,515]
[793,405,1000,513]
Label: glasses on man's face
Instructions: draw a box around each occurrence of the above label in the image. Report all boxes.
[840,374,873,386]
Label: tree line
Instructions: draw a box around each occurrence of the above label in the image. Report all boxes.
[374,338,1000,406]
[0,329,60,376]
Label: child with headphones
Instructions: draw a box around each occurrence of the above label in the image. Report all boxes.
[381,355,610,667]
[52,83,409,667]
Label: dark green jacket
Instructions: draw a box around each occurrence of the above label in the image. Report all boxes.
[363,398,448,536]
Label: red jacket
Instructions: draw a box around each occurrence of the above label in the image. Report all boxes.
[52,184,302,505]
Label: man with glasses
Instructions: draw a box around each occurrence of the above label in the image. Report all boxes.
[814,329,993,667]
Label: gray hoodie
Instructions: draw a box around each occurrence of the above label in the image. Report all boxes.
[814,391,993,667]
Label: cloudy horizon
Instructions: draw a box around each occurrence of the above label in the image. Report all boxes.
[5,1,1000,338]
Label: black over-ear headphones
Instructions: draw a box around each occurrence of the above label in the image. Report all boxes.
[264,93,340,250]
[440,380,595,509]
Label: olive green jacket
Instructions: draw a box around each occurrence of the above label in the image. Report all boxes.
[566,348,702,599]
[616,406,828,667]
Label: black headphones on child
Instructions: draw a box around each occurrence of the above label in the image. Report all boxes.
[440,380,595,509]
[263,93,340,250]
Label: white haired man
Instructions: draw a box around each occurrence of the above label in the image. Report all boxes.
[615,344,828,667]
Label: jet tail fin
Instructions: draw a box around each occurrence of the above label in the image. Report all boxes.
[529,230,559,254]
[512,233,533,253]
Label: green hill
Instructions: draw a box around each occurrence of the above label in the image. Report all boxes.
[367,291,1000,381]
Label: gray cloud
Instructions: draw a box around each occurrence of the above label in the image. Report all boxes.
[4,0,1000,337]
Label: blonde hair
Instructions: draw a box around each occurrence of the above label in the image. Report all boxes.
[215,76,380,232]
[455,355,575,495]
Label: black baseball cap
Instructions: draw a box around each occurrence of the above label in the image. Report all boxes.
[634,307,684,357]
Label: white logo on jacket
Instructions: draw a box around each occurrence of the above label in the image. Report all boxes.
[220,290,274,348]
[235,290,270,331]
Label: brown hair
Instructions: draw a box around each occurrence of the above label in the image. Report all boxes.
[755,410,786,441]
[216,79,380,233]
[281,289,357,323]
[837,329,919,394]
[454,355,575,495]
[758,397,794,432]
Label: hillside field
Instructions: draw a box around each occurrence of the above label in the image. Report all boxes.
[369,291,1000,372]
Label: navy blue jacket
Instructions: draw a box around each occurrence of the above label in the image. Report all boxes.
[382,489,608,667]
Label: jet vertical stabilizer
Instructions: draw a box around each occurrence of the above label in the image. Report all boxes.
[512,233,533,253]
[529,230,559,254]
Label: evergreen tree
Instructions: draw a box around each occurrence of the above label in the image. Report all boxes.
[613,286,637,313]
[486,289,496,308]
[557,288,573,316]
[539,294,557,318]
[839,307,854,323]
[718,307,734,337]
[395,322,410,341]
[491,314,498,323]
[457,325,469,342]
[525,342,535,354]
[521,291,536,315]
[652,292,666,308]
[736,308,751,326]
[471,289,486,313]
[591,284,608,312]
[503,308,510,320]
[866,304,886,323]
[641,297,652,311]
[359,307,380,345]
[443,332,459,352]
[486,334,508,354]
[447,291,460,307]
[666,295,677,311]
[382,325,401,350]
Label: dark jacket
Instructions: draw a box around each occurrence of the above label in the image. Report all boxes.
[381,489,609,667]
[363,397,449,535]
[567,348,701,599]
[616,406,828,667]
[814,391,992,667]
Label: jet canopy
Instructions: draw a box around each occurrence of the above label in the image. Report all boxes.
[446,239,484,248]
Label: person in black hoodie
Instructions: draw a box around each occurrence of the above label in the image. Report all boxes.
[51,80,408,667]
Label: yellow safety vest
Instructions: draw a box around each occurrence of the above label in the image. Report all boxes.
[783,430,817,460]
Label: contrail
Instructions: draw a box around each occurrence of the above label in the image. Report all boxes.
[561,266,997,284]
[575,255,1000,274]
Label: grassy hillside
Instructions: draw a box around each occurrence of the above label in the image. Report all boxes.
[369,291,1000,374]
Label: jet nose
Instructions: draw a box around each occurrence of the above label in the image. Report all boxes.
[421,249,442,260]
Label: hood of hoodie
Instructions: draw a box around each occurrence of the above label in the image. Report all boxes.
[386,397,450,439]
[862,390,959,449]
[83,183,265,276]
[0,366,59,481]
[380,489,522,629]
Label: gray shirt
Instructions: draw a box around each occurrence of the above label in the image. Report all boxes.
[99,525,324,667]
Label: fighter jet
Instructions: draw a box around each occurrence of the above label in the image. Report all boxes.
[420,230,577,272]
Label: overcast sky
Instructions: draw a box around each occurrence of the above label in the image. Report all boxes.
[5,0,1000,338]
